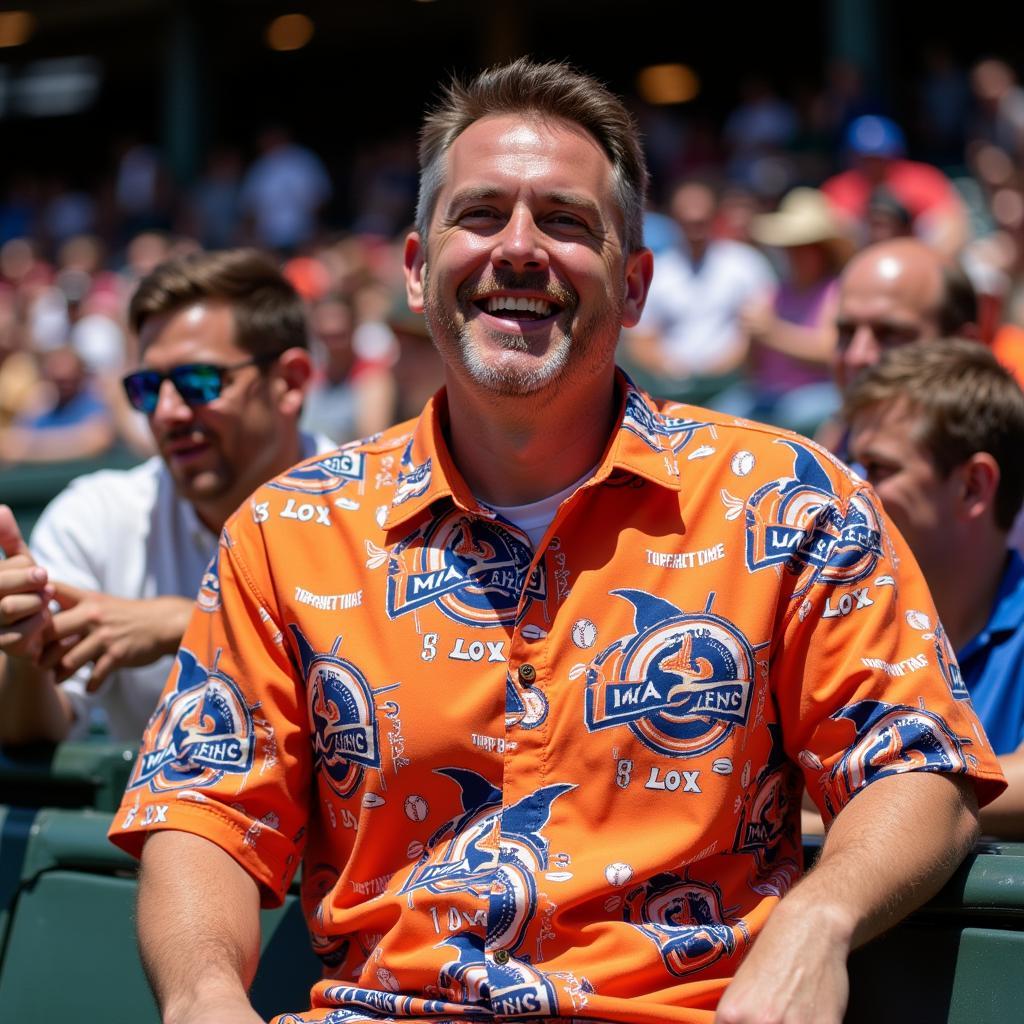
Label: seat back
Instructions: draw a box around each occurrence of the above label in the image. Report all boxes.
[0,741,138,812]
[0,808,321,1022]
[844,841,1024,1023]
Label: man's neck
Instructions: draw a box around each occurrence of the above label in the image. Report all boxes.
[444,371,618,507]
[930,532,1009,651]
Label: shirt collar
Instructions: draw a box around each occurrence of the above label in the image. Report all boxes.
[380,369,687,532]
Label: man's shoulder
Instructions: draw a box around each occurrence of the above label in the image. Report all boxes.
[653,399,862,496]
[37,455,164,521]
[227,419,420,534]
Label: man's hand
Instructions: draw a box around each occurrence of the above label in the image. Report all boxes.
[715,900,850,1024]
[739,296,776,342]
[0,504,55,662]
[45,584,193,691]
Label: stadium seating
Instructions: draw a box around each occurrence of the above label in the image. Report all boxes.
[0,807,321,1022]
[0,739,136,812]
[845,839,1024,1022]
[0,744,1020,1021]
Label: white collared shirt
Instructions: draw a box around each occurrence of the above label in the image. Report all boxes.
[30,434,331,740]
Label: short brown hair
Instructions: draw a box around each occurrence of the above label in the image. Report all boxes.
[844,338,1024,530]
[415,58,648,251]
[128,248,307,357]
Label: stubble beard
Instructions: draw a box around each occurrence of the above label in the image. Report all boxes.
[422,268,625,398]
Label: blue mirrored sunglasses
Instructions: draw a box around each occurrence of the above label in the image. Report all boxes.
[122,353,281,414]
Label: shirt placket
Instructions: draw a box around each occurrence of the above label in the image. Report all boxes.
[483,495,581,1014]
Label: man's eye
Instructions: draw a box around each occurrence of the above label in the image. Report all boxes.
[460,208,501,222]
[877,327,919,350]
[547,213,588,231]
[863,462,895,484]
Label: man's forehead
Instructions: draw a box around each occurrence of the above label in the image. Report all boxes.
[841,249,942,312]
[442,113,613,193]
[850,397,922,448]
[140,300,238,358]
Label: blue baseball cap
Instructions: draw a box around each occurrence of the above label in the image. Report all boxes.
[845,115,906,158]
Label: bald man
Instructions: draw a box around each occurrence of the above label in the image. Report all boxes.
[834,237,977,393]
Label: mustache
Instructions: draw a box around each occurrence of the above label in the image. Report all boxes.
[458,270,577,308]
[158,425,212,444]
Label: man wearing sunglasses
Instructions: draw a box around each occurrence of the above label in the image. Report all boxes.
[0,248,330,745]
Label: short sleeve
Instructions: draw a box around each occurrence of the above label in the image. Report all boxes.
[770,481,1006,824]
[108,517,313,906]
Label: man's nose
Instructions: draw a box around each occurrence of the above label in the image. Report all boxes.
[150,378,194,425]
[491,207,549,274]
[844,325,881,373]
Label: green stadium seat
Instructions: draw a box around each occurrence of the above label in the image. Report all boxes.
[0,740,138,812]
[0,820,1020,1021]
[0,808,322,1022]
[844,840,1024,1023]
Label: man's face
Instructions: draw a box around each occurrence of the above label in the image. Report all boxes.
[405,113,650,398]
[848,400,959,577]
[671,184,716,249]
[139,301,292,524]
[835,251,942,392]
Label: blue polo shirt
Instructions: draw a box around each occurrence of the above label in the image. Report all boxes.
[958,550,1024,755]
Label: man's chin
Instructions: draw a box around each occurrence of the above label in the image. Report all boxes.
[167,465,230,504]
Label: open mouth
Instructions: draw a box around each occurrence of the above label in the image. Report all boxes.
[163,433,212,463]
[473,294,562,323]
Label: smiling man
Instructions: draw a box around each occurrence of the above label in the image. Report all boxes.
[0,248,327,744]
[111,62,1003,1024]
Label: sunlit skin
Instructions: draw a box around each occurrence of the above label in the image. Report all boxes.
[403,113,651,504]
[848,397,1006,652]
[139,301,308,531]
[848,399,960,582]
[834,240,944,393]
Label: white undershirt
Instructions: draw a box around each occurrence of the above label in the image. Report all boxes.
[486,466,599,548]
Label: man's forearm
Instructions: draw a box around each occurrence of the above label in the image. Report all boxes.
[797,771,978,947]
[980,748,1024,839]
[717,771,978,1024]
[0,653,74,745]
[138,831,263,1024]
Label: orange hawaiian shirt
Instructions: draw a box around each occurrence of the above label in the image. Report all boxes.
[110,373,1004,1024]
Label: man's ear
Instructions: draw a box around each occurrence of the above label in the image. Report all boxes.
[404,232,426,314]
[621,247,654,329]
[274,348,314,417]
[958,451,1000,524]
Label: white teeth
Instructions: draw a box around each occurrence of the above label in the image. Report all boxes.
[485,296,553,316]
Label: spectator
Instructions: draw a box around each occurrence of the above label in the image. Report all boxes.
[846,338,1024,838]
[833,236,978,395]
[822,114,970,258]
[0,345,114,464]
[0,297,37,429]
[0,248,331,744]
[718,186,850,435]
[300,293,396,443]
[184,146,244,250]
[622,179,776,406]
[240,125,331,255]
[111,59,998,1024]
[969,58,1024,164]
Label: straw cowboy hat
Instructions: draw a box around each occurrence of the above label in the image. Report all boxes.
[750,187,855,262]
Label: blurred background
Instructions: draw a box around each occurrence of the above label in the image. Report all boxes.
[3,0,1024,530]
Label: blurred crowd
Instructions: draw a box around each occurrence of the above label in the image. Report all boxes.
[3,52,1024,467]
